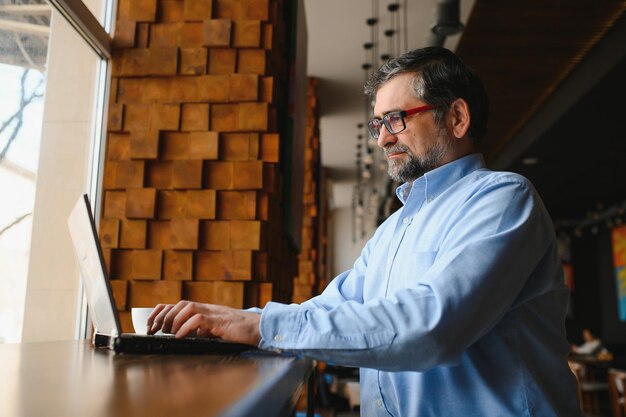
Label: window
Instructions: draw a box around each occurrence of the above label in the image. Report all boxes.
[0,0,111,343]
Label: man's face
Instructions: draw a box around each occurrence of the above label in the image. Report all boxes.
[373,72,452,183]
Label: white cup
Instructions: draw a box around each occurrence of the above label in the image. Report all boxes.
[131,307,163,335]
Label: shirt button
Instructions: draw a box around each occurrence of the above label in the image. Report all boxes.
[402,218,409,224]
[274,334,283,342]
[427,198,433,203]
[376,399,383,407]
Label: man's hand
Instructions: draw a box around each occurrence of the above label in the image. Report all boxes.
[146,300,261,346]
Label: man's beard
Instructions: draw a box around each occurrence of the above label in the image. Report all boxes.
[385,135,451,182]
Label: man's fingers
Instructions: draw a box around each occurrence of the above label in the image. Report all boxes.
[146,304,168,329]
[148,304,175,334]
[160,300,190,333]
[175,313,216,339]
[171,303,203,334]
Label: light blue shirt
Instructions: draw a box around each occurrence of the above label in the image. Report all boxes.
[258,154,581,416]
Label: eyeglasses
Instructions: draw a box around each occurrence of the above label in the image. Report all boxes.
[367,104,436,139]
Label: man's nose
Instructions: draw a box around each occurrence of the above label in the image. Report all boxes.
[377,125,397,149]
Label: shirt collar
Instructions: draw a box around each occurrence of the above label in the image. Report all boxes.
[395,153,486,205]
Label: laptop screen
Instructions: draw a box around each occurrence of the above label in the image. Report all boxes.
[68,194,121,337]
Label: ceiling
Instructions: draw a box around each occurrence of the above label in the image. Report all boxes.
[304,0,626,227]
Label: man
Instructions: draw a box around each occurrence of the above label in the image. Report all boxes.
[148,47,581,416]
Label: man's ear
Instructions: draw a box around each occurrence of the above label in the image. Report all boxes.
[448,98,471,139]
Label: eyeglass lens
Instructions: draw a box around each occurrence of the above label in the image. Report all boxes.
[368,112,406,139]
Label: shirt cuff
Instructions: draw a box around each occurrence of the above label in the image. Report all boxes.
[258,302,304,351]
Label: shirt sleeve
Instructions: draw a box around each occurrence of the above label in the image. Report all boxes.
[258,177,561,371]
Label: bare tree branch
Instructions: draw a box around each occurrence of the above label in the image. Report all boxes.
[0,69,45,163]
[0,212,32,237]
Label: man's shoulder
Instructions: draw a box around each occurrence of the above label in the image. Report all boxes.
[466,168,534,191]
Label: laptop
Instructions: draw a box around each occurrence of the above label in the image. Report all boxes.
[67,194,255,355]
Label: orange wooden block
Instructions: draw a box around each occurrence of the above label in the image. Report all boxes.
[203,19,232,47]
[183,281,243,308]
[260,133,279,162]
[219,133,257,161]
[180,22,204,47]
[112,49,143,76]
[208,48,236,74]
[105,161,117,190]
[194,251,221,280]
[128,0,157,22]
[184,190,216,219]
[146,161,172,188]
[238,102,267,131]
[113,20,136,48]
[248,133,260,157]
[109,279,128,311]
[200,220,230,250]
[197,74,230,102]
[237,49,265,74]
[218,191,257,219]
[129,129,160,159]
[156,190,183,219]
[137,23,150,48]
[123,104,150,131]
[166,77,201,103]
[99,218,120,248]
[233,161,263,189]
[110,249,133,279]
[210,104,238,132]
[150,22,181,47]
[107,133,130,161]
[170,218,199,249]
[119,219,147,249]
[262,23,272,49]
[232,20,261,48]
[149,48,178,76]
[181,103,209,131]
[126,188,157,218]
[214,0,268,20]
[110,76,119,104]
[152,104,181,130]
[179,48,207,75]
[189,131,219,159]
[116,78,145,104]
[260,76,273,103]
[104,191,127,219]
[129,281,182,307]
[159,0,184,22]
[108,103,124,132]
[148,220,171,249]
[163,250,193,280]
[246,0,269,20]
[107,161,144,189]
[117,0,131,21]
[132,250,163,280]
[221,250,253,280]
[172,160,203,189]
[230,220,264,250]
[161,132,191,160]
[229,74,258,102]
[204,161,233,189]
[184,0,212,20]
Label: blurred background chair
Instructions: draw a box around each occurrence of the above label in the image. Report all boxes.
[608,369,626,417]
[570,360,609,416]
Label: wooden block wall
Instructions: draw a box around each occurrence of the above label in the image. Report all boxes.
[103,0,297,333]
[292,78,329,303]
